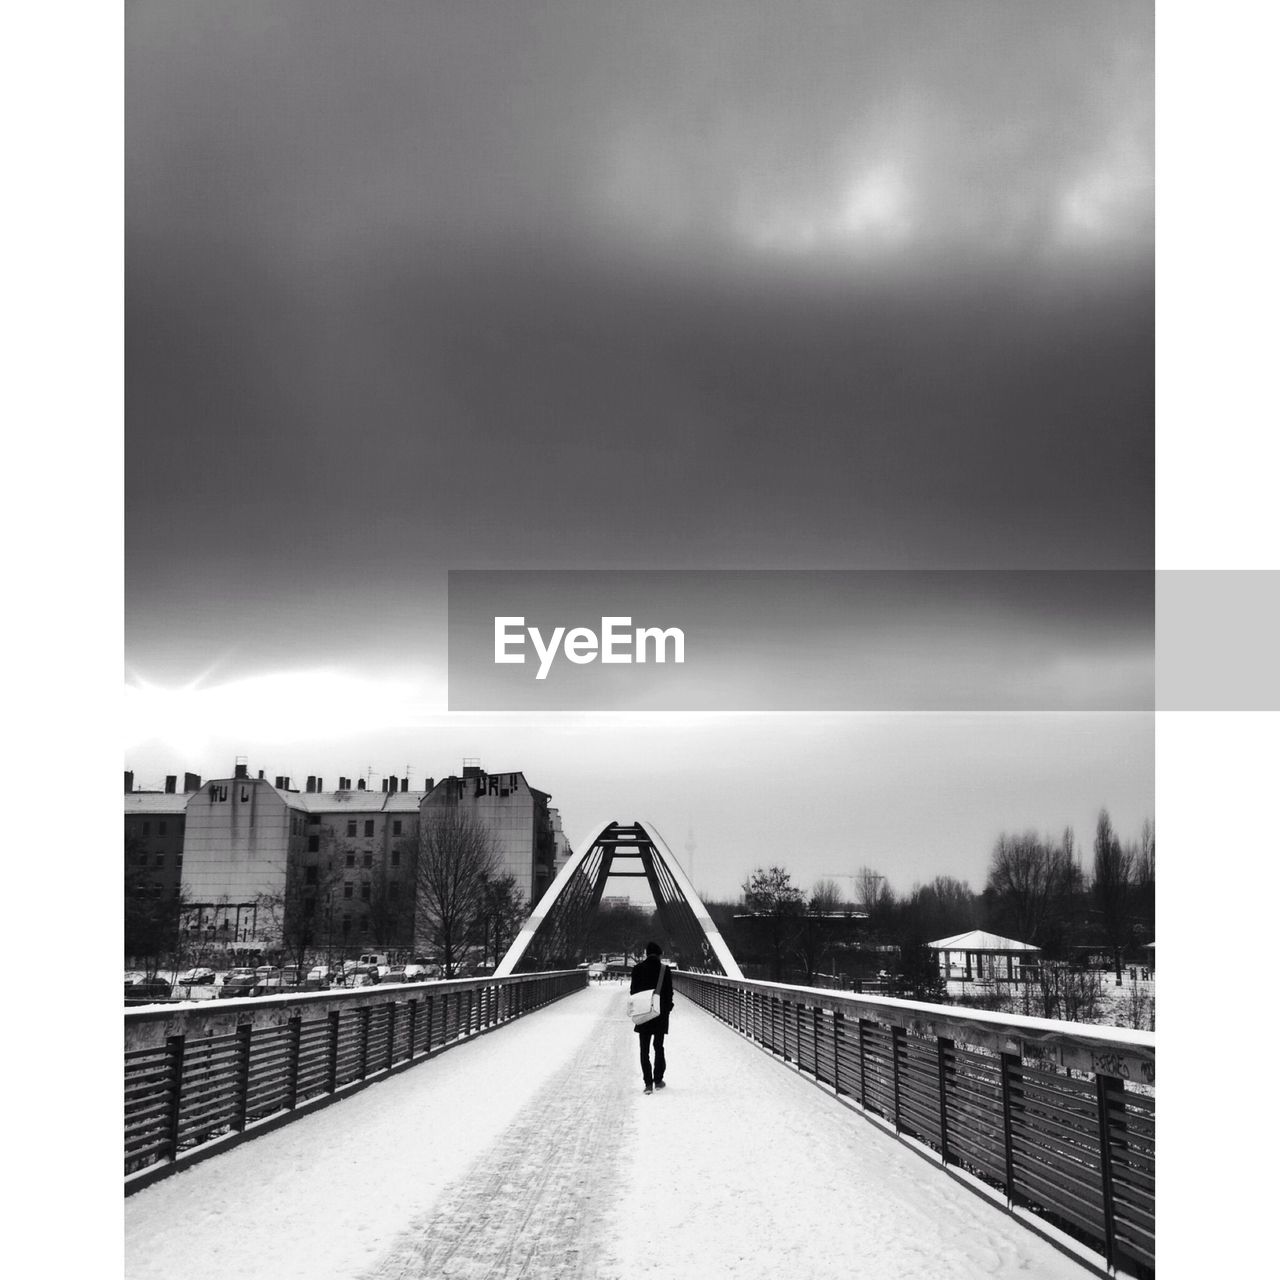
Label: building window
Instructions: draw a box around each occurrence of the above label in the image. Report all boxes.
[364,820,374,837]
[363,853,373,868]
[347,820,357,837]
[155,854,165,868]
[346,853,355,868]
[176,856,182,868]
[308,835,320,852]
[389,881,399,899]
[361,883,371,901]
[343,883,354,899]
[391,849,400,867]
[305,866,318,885]
[142,822,150,836]
[392,820,402,836]
[158,821,167,836]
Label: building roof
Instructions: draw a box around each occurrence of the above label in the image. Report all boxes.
[928,930,1040,953]
[124,792,192,814]
[296,789,428,813]
[184,777,429,813]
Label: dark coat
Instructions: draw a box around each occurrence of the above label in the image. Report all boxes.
[629,956,674,1035]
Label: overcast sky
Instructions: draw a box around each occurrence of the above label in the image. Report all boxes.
[125,1,1153,899]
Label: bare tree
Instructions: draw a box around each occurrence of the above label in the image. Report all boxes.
[414,806,502,978]
[1092,809,1135,978]
[853,867,889,915]
[471,873,527,970]
[742,866,806,981]
[794,879,846,982]
[985,832,1076,947]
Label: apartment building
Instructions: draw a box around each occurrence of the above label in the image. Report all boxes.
[126,760,558,958]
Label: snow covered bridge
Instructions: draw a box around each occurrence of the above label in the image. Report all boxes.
[125,980,1151,1280]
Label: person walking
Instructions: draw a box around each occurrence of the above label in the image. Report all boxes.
[630,941,674,1094]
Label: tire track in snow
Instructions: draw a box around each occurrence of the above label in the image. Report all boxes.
[365,988,635,1280]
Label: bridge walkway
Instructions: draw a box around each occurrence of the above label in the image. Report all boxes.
[124,983,1091,1280]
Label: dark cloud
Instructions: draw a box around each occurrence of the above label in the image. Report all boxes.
[127,0,1152,679]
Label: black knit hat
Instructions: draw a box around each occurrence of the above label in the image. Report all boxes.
[645,941,662,956]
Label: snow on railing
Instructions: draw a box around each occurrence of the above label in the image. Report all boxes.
[124,969,587,1193]
[675,970,1154,1279]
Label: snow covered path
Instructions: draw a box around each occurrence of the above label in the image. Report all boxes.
[125,983,1092,1280]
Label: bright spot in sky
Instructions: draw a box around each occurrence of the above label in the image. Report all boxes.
[739,162,913,255]
[124,668,445,756]
[1056,125,1152,246]
[837,165,912,239]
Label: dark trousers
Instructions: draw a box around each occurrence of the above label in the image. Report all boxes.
[639,1027,666,1085]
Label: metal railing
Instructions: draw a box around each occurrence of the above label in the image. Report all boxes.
[674,970,1154,1278]
[124,969,586,1192]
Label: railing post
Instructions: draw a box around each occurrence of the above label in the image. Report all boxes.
[813,1005,821,1082]
[165,1034,186,1160]
[385,1001,396,1072]
[233,1023,252,1129]
[936,1036,953,1166]
[999,1050,1022,1205]
[285,1015,302,1110]
[358,1005,372,1079]
[425,994,435,1052]
[407,999,418,1060]
[326,1010,340,1093]
[857,1018,870,1109]
[832,1010,843,1096]
[891,1024,906,1131]
[1095,1072,1124,1270]
[467,989,474,1034]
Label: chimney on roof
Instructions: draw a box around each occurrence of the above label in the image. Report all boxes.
[275,776,284,789]
[422,777,434,792]
[401,776,409,791]
[317,777,323,792]
[389,776,399,794]
[234,762,249,779]
[258,770,264,779]
[284,777,291,791]
[462,761,481,779]
[124,770,134,794]
[184,772,201,792]
[358,778,366,791]
[306,776,316,793]
[165,775,177,794]
[381,778,389,792]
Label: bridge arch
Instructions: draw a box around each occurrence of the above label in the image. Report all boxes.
[494,819,742,978]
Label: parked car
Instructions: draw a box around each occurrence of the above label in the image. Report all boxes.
[177,966,215,985]
[306,964,332,984]
[125,978,171,1001]
[217,974,262,999]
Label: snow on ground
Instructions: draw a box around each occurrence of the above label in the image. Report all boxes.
[126,984,1093,1280]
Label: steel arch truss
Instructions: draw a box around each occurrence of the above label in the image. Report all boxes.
[494,819,742,978]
